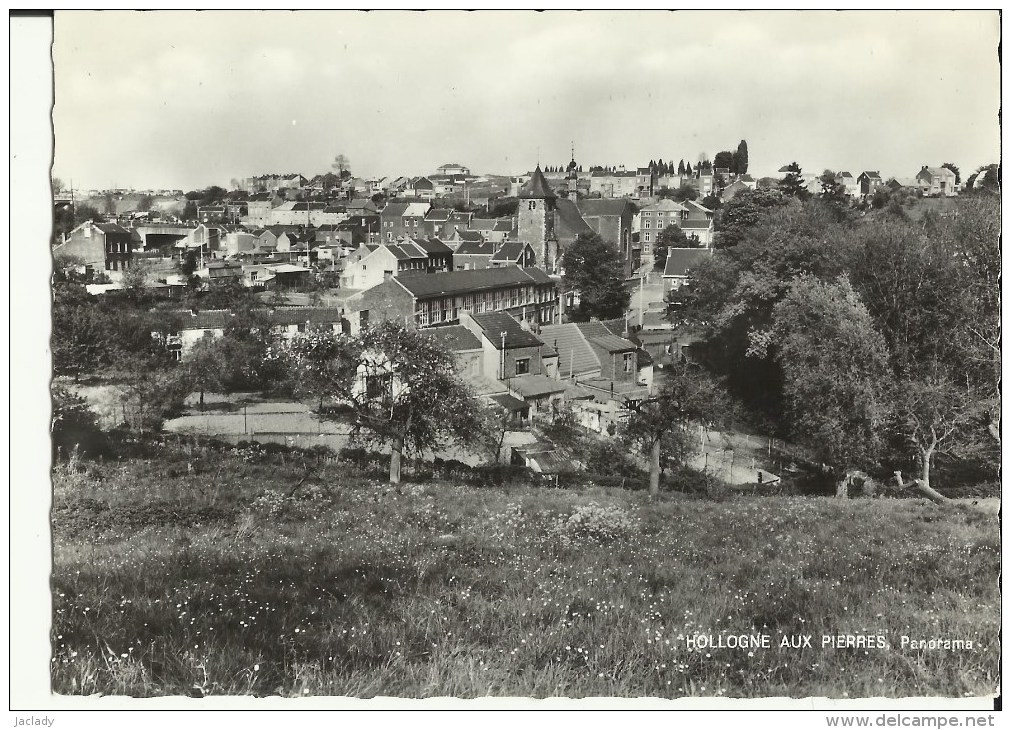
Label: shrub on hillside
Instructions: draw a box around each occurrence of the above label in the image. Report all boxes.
[583,440,644,478]
[550,502,636,546]
[51,385,108,460]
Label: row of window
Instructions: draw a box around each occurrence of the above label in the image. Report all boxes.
[415,286,554,314]
[416,299,556,326]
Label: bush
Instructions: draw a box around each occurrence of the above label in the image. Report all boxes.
[51,385,108,460]
[248,488,325,522]
[468,463,537,488]
[661,466,729,497]
[550,502,636,546]
[583,440,644,478]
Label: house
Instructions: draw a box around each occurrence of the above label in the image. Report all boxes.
[578,198,638,278]
[589,169,638,198]
[446,229,485,250]
[408,177,436,200]
[437,163,471,176]
[834,172,859,198]
[721,179,751,202]
[680,200,716,247]
[662,247,713,294]
[490,241,537,268]
[345,198,380,216]
[53,221,135,276]
[539,320,649,430]
[335,215,380,247]
[340,241,431,290]
[453,240,498,270]
[197,205,227,224]
[242,173,307,194]
[915,166,957,197]
[420,324,512,406]
[885,177,922,192]
[220,231,259,257]
[243,192,280,226]
[195,260,244,287]
[380,201,432,241]
[469,218,514,243]
[637,199,689,262]
[857,171,883,197]
[459,310,565,416]
[166,307,349,359]
[352,265,560,333]
[408,236,454,273]
[384,176,411,196]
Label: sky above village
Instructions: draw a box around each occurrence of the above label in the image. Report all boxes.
[53,10,1000,191]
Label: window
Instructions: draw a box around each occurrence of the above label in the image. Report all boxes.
[644,222,650,229]
[623,353,634,373]
[366,374,390,400]
[515,358,530,376]
[528,201,536,210]
[644,232,650,242]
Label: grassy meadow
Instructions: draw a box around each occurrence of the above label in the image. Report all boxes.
[51,439,1000,699]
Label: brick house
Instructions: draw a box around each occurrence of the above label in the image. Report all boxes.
[351,265,559,332]
[459,310,565,416]
[380,201,431,241]
[53,221,135,276]
[578,198,638,277]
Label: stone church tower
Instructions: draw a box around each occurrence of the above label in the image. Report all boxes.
[517,165,559,271]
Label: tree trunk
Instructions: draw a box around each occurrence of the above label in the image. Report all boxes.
[893,464,951,507]
[915,446,951,505]
[199,389,205,412]
[389,436,403,484]
[649,438,661,496]
[496,428,507,464]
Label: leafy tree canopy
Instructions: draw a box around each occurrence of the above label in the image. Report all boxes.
[560,232,631,321]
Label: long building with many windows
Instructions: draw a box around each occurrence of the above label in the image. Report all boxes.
[352,265,559,332]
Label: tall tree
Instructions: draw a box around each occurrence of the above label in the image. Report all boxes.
[653,224,690,269]
[778,162,809,200]
[680,202,853,427]
[184,334,227,411]
[818,169,849,208]
[677,160,686,176]
[561,232,631,321]
[732,140,749,175]
[281,322,483,483]
[670,183,699,202]
[713,150,735,171]
[712,187,789,248]
[332,153,351,178]
[771,276,891,491]
[622,360,733,495]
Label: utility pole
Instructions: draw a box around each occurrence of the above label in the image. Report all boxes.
[639,266,646,329]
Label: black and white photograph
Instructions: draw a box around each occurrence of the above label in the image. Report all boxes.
[11,7,1003,719]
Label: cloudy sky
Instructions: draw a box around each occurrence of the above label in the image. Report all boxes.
[53,10,1000,191]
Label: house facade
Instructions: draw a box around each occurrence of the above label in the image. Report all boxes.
[352,265,560,332]
[54,221,135,276]
[578,198,638,278]
[916,166,958,197]
[637,199,688,262]
[662,247,713,294]
[858,171,883,196]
